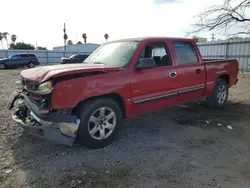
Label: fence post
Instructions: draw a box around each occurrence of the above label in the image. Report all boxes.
[46,51,49,64]
[225,41,229,59]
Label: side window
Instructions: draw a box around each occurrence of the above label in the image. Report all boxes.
[11,55,21,60]
[139,43,172,67]
[80,55,88,60]
[74,55,80,60]
[173,41,198,65]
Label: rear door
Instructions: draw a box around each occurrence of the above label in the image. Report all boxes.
[20,54,29,66]
[171,40,206,102]
[130,40,179,116]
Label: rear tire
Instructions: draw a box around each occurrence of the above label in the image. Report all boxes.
[28,62,35,68]
[206,78,228,109]
[0,63,6,70]
[76,98,123,149]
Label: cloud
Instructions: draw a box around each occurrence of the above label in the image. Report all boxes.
[153,0,182,4]
[0,0,225,49]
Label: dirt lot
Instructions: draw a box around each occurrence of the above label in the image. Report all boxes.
[0,69,250,188]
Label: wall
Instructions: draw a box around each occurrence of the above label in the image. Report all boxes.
[53,43,100,52]
[197,39,250,72]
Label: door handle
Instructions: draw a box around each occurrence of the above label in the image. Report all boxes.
[169,72,177,78]
[196,69,202,74]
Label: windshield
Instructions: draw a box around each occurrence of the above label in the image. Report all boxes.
[69,54,77,59]
[84,41,139,67]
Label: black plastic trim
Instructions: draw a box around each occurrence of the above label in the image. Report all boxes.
[21,94,77,123]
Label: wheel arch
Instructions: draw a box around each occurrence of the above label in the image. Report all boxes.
[73,93,126,118]
[218,74,229,85]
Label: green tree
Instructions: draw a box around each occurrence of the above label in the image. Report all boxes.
[67,40,73,45]
[9,42,35,49]
[82,33,87,44]
[11,34,17,44]
[37,46,47,50]
[104,33,109,42]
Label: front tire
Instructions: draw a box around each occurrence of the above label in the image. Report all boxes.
[0,63,7,69]
[206,78,228,109]
[77,98,122,149]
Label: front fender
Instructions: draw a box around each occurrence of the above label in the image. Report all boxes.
[51,76,130,109]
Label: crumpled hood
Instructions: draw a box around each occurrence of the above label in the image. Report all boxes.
[20,63,120,83]
[0,58,9,63]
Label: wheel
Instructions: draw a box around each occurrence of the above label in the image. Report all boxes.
[0,63,6,70]
[77,98,123,149]
[28,62,35,68]
[206,78,228,108]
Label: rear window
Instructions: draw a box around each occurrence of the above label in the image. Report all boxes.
[19,54,36,58]
[173,41,198,65]
[28,54,36,57]
[79,55,88,59]
[20,54,28,57]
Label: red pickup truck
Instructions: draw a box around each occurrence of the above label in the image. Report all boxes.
[7,37,239,148]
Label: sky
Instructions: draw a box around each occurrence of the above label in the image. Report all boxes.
[0,0,225,50]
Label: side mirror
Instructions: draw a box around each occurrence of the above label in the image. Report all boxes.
[136,58,156,70]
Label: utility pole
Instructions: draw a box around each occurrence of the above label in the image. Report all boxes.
[211,33,215,41]
[63,23,68,51]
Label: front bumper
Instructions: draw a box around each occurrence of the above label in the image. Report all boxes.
[7,92,80,146]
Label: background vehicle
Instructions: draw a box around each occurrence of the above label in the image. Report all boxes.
[60,54,89,64]
[0,53,40,69]
[8,37,239,149]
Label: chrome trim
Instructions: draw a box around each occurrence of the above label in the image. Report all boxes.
[178,87,204,94]
[169,72,177,78]
[133,86,204,104]
[134,92,177,104]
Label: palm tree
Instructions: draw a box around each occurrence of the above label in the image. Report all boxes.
[2,32,9,49]
[104,33,109,43]
[82,33,87,44]
[67,40,73,45]
[11,34,17,44]
[0,33,3,49]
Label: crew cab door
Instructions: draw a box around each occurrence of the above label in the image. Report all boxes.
[130,40,179,116]
[171,40,206,102]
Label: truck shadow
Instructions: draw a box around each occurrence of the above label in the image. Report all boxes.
[8,100,250,187]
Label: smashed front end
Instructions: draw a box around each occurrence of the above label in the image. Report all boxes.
[7,78,80,146]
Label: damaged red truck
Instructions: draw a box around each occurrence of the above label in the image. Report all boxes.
[7,37,239,149]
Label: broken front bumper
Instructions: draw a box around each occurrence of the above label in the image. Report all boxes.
[7,92,80,146]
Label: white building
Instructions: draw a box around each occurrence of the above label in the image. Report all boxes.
[53,43,101,54]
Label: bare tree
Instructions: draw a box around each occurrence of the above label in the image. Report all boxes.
[189,0,250,36]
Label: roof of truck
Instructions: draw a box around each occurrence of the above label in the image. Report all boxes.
[112,37,194,42]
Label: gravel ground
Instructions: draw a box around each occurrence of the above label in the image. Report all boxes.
[1,69,250,188]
